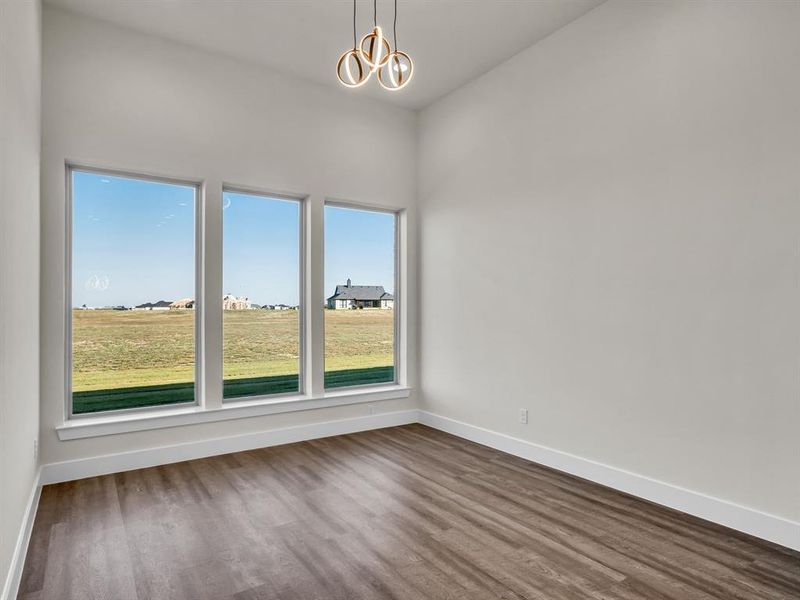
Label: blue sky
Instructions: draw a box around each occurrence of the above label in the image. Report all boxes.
[72,171,394,307]
[72,171,195,307]
[223,191,300,305]
[325,205,395,301]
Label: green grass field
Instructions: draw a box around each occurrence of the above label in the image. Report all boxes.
[72,308,394,413]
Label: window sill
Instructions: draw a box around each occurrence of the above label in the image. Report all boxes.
[56,385,411,440]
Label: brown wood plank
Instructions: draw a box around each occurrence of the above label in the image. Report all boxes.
[17,424,800,600]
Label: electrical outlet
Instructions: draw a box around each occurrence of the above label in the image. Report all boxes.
[33,438,38,461]
[519,408,528,424]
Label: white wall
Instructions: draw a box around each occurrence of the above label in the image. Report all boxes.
[36,0,799,538]
[419,0,799,522]
[41,8,418,464]
[0,0,41,594]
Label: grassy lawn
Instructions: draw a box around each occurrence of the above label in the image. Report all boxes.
[72,308,394,413]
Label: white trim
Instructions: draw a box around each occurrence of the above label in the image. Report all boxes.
[64,164,204,420]
[57,385,411,440]
[34,408,798,561]
[322,200,403,388]
[43,409,418,485]
[1,468,41,600]
[418,411,800,552]
[219,186,308,400]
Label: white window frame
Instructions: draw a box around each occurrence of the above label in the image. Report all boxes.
[57,165,410,439]
[65,164,204,420]
[221,185,306,402]
[323,200,402,391]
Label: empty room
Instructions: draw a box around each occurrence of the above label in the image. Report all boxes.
[1,0,798,598]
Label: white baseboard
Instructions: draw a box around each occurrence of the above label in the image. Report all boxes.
[29,408,798,557]
[418,411,800,552]
[1,468,42,600]
[40,409,418,485]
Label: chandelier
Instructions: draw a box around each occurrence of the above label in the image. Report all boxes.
[336,0,414,91]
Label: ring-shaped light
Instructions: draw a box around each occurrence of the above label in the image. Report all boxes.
[358,26,392,69]
[336,48,371,88]
[335,1,414,92]
[378,50,414,91]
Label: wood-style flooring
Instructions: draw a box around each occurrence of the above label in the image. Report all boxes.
[18,424,800,599]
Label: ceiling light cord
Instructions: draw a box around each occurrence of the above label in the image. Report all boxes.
[352,0,357,48]
[393,0,398,51]
[373,0,377,27]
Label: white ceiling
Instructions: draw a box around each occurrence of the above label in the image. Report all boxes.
[45,0,604,110]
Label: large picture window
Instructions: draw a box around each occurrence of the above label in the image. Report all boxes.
[222,190,302,399]
[324,204,397,388]
[64,165,406,425]
[69,168,198,414]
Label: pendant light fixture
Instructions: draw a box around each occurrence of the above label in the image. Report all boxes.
[336,0,414,91]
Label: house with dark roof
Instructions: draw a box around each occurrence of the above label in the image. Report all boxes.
[134,300,173,311]
[326,279,394,310]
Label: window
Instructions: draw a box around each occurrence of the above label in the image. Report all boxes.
[64,165,407,428]
[222,190,302,399]
[69,168,198,414]
[324,204,397,388]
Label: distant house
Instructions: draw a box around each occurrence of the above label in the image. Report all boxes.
[223,294,250,310]
[134,300,172,311]
[326,279,394,310]
[169,298,195,309]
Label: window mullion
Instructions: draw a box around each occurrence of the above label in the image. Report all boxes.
[202,180,224,410]
[307,194,326,397]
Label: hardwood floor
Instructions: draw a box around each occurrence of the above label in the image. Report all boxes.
[18,424,799,599]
